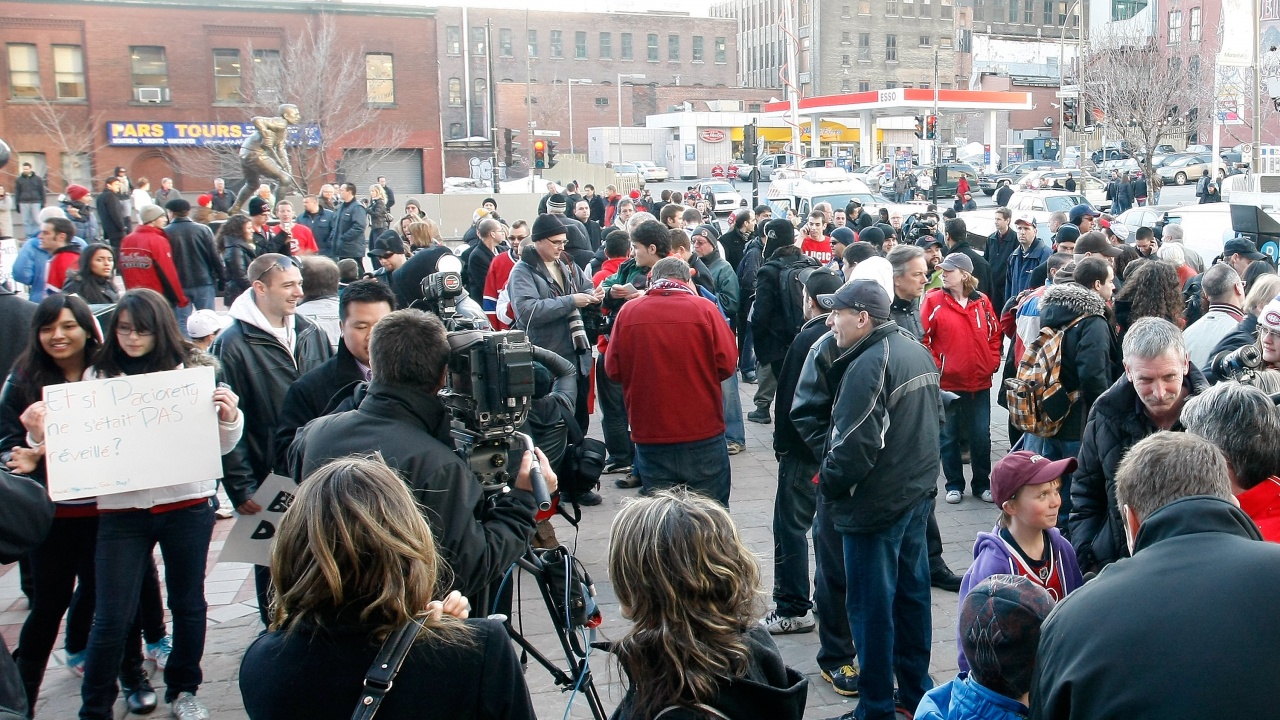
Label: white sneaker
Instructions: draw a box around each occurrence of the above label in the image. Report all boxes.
[981,490,994,503]
[945,490,963,504]
[760,610,816,635]
[170,692,210,720]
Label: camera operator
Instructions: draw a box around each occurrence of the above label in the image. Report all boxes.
[393,244,488,325]
[523,346,603,507]
[1207,292,1280,383]
[508,214,600,432]
[290,309,555,602]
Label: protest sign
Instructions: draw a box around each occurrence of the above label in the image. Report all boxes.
[218,474,297,566]
[43,365,222,501]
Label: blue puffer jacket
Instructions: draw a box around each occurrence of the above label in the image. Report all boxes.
[915,674,1029,720]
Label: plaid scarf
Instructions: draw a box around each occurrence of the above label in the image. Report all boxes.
[648,278,695,295]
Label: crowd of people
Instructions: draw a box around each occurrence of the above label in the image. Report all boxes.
[2,165,1280,720]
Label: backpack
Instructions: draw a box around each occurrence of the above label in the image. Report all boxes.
[1003,316,1086,436]
[1196,175,1209,197]
[777,256,821,335]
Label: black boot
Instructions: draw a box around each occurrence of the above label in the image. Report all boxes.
[15,653,44,711]
[122,676,159,715]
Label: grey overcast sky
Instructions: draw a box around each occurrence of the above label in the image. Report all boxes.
[344,0,718,15]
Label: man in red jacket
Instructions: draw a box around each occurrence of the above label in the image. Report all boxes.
[605,256,738,505]
[39,217,81,293]
[119,204,189,310]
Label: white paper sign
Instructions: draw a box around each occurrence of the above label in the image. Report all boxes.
[218,474,298,567]
[43,366,222,501]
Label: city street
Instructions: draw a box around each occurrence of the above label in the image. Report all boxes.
[4,383,1015,720]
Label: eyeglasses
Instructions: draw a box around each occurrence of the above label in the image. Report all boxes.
[116,324,153,338]
[1261,326,1280,340]
[255,255,298,283]
[511,234,529,241]
[544,238,567,246]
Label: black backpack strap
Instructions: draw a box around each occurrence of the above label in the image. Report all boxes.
[350,617,425,720]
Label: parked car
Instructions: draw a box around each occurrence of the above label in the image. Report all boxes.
[613,162,645,186]
[851,163,891,186]
[1016,169,1111,210]
[633,161,669,182]
[1161,203,1280,265]
[879,163,980,198]
[766,170,924,222]
[693,179,747,215]
[1157,153,1215,185]
[978,160,1062,195]
[960,189,1093,244]
[1109,204,1177,242]
[737,153,793,181]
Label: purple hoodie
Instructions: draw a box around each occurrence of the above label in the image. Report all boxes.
[956,525,1084,673]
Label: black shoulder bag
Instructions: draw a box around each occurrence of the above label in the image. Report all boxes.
[350,618,425,720]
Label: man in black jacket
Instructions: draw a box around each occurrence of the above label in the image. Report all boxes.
[96,175,129,251]
[1069,317,1207,574]
[942,218,992,297]
[213,253,333,623]
[584,183,606,225]
[1033,432,1280,720]
[0,470,54,718]
[14,162,45,238]
[0,284,36,378]
[720,208,754,271]
[273,280,395,475]
[291,309,550,602]
[163,199,223,316]
[328,183,369,269]
[985,207,1018,315]
[299,195,336,257]
[749,219,820,424]
[800,279,941,720]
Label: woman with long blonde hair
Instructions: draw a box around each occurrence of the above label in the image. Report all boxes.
[609,490,807,720]
[239,455,536,720]
[366,183,390,234]
[406,219,445,250]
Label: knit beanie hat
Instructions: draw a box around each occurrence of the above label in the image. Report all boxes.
[531,213,566,242]
[547,193,568,214]
[763,218,796,259]
[858,226,885,248]
[66,184,90,202]
[139,204,166,225]
[1260,294,1280,332]
[247,196,270,217]
[197,193,214,208]
[960,574,1056,700]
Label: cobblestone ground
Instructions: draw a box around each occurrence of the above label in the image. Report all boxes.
[4,382,1012,720]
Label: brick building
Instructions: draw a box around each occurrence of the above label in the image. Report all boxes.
[0,0,443,196]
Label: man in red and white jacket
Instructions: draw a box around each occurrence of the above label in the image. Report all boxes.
[39,217,81,293]
[119,204,189,310]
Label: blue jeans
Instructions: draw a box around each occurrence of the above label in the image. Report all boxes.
[634,433,731,506]
[842,496,934,720]
[940,389,992,496]
[186,283,216,311]
[80,501,215,718]
[722,374,745,446]
[814,495,857,672]
[773,454,818,616]
[1022,434,1081,530]
[19,202,41,237]
[595,353,632,467]
[738,323,757,377]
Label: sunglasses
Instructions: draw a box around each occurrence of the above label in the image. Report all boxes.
[255,255,298,283]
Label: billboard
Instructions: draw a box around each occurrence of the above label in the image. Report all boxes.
[106,121,320,147]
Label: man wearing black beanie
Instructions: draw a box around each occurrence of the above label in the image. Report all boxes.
[748,218,820,424]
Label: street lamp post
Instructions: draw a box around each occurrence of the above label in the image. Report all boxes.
[617,73,646,165]
[568,78,592,155]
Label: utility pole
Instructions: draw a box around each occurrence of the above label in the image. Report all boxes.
[487,19,499,194]
[1253,0,1263,174]
[931,47,940,206]
[525,8,536,192]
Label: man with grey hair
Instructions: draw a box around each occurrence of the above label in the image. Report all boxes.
[1070,317,1210,572]
[1033,432,1280,720]
[1183,263,1245,369]
[1158,223,1203,272]
[465,217,506,302]
[1183,381,1280,541]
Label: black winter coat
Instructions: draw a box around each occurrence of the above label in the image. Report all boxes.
[221,239,257,306]
[14,172,44,203]
[984,228,1018,313]
[213,313,332,506]
[752,246,819,366]
[241,618,535,720]
[773,314,831,462]
[720,227,749,271]
[165,216,223,289]
[891,296,923,340]
[291,383,538,601]
[367,198,390,232]
[995,184,1014,207]
[328,199,369,259]
[272,340,366,476]
[1068,367,1209,572]
[1033,496,1280,720]
[96,189,129,243]
[1037,284,1117,441]
[1204,314,1258,378]
[0,470,53,718]
[0,290,36,377]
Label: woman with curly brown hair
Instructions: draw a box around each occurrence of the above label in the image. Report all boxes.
[609,490,808,720]
[1114,259,1185,345]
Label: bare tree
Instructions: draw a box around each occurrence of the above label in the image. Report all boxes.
[23,95,106,189]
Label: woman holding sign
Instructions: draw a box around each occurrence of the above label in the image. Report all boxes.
[78,288,244,720]
[0,294,152,711]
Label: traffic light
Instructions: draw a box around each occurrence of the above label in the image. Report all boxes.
[1063,98,1078,131]
[545,140,558,169]
[914,115,925,139]
[533,139,546,169]
[502,128,516,167]
[925,115,938,140]
[743,123,759,165]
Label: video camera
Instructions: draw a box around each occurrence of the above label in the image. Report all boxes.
[1210,344,1262,384]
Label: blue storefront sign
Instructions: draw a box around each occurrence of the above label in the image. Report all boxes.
[106,121,321,147]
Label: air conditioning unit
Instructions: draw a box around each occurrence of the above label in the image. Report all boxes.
[136,87,164,103]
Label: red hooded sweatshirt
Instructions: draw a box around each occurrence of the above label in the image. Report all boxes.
[119,224,189,307]
[920,287,1002,392]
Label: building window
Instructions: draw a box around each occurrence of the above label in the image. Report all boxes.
[551,30,563,58]
[920,35,932,46]
[130,46,169,98]
[213,49,240,103]
[595,96,609,107]
[447,77,462,106]
[449,122,464,139]
[367,53,394,104]
[1168,10,1182,43]
[859,80,871,91]
[887,81,898,88]
[1190,7,1202,41]
[903,0,915,16]
[902,82,912,88]
[693,35,704,62]
[1010,0,1019,21]
[668,34,679,61]
[648,33,659,61]
[528,30,538,57]
[842,53,851,67]
[715,37,727,63]
[842,78,852,91]
[7,44,38,99]
[973,0,984,20]
[468,27,484,56]
[61,152,91,188]
[252,49,283,104]
[622,33,634,60]
[920,0,933,18]
[842,32,851,44]
[940,35,953,48]
[499,28,513,57]
[858,33,871,61]
[859,0,872,11]
[600,32,612,59]
[1025,1,1034,22]
[446,26,461,55]
[576,31,588,59]
[942,0,954,18]
[842,4,852,15]
[1189,54,1200,80]
[1113,0,1145,20]
[473,77,486,107]
[886,35,898,61]
[887,0,898,14]
[1043,0,1053,24]
[748,102,762,112]
[52,45,85,100]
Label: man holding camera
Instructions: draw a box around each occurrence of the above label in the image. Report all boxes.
[508,213,599,433]
[291,309,553,602]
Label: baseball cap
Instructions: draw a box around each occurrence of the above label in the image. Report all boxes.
[1224,237,1267,261]
[990,450,1078,507]
[1068,204,1100,225]
[369,232,407,260]
[940,252,974,273]
[816,278,891,318]
[960,575,1056,700]
[186,309,232,339]
[800,267,844,300]
[1013,213,1036,228]
[1260,294,1280,331]
[1074,231,1123,257]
